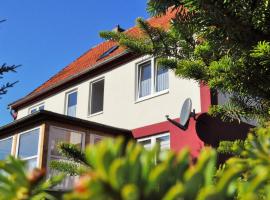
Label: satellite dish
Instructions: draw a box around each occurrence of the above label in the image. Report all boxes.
[179,98,192,127]
[166,98,195,131]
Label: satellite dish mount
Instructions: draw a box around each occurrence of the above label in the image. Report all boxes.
[166,98,196,131]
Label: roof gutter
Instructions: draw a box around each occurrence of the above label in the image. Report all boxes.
[9,50,132,110]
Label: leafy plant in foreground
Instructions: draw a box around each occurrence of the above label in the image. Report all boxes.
[0,156,63,200]
[64,137,238,200]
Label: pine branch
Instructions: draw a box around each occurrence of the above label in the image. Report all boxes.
[50,160,83,176]
[0,63,19,76]
[57,143,88,166]
[0,81,18,98]
[0,63,20,98]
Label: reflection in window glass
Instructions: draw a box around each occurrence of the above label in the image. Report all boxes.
[90,79,104,115]
[49,127,82,157]
[156,135,170,150]
[18,128,40,171]
[138,139,151,150]
[48,127,83,189]
[29,104,45,114]
[67,91,77,117]
[0,138,12,160]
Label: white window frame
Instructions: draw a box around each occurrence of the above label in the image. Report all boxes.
[28,103,45,114]
[16,127,41,169]
[135,57,169,102]
[65,89,78,117]
[137,132,170,150]
[0,136,14,159]
[88,77,105,117]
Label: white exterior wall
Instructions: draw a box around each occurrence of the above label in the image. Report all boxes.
[17,56,201,129]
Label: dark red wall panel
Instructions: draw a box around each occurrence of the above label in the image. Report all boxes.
[132,118,204,158]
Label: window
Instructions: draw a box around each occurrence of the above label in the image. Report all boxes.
[0,137,13,160]
[138,61,152,98]
[48,127,84,159]
[97,45,119,60]
[17,128,40,171]
[89,79,104,115]
[66,90,77,117]
[29,103,45,114]
[90,134,106,145]
[137,58,169,100]
[47,127,84,189]
[156,66,169,92]
[137,133,170,151]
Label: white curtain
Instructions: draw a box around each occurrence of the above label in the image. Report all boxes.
[139,62,152,98]
[67,105,76,117]
[156,66,168,92]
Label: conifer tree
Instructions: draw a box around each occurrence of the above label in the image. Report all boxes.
[100,0,270,123]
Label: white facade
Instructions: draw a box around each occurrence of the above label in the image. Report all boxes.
[17,56,202,129]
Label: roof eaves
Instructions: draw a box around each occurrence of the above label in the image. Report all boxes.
[9,49,131,109]
[0,110,132,136]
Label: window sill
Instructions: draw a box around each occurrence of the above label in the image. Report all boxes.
[88,111,103,118]
[135,90,169,104]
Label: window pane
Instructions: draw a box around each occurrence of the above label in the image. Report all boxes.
[39,105,45,110]
[25,157,37,171]
[49,127,82,157]
[139,139,152,150]
[18,129,39,159]
[139,61,152,98]
[156,135,170,150]
[48,127,83,190]
[30,108,37,114]
[0,138,12,160]
[156,65,168,92]
[67,91,77,117]
[30,104,45,114]
[90,79,104,114]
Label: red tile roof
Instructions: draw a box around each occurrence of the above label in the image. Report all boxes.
[10,11,176,109]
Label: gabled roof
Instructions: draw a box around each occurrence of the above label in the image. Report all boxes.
[10,11,175,110]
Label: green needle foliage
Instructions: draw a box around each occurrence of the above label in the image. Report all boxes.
[100,0,270,123]
[0,156,64,200]
[50,142,90,176]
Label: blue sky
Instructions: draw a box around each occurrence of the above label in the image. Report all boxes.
[0,1,149,125]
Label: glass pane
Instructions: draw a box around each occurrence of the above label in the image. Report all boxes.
[139,139,152,150]
[39,105,45,110]
[25,157,37,171]
[156,135,170,150]
[139,61,152,98]
[67,91,77,117]
[18,129,39,159]
[156,65,168,92]
[49,127,82,157]
[0,138,12,160]
[90,79,104,114]
[30,108,37,114]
